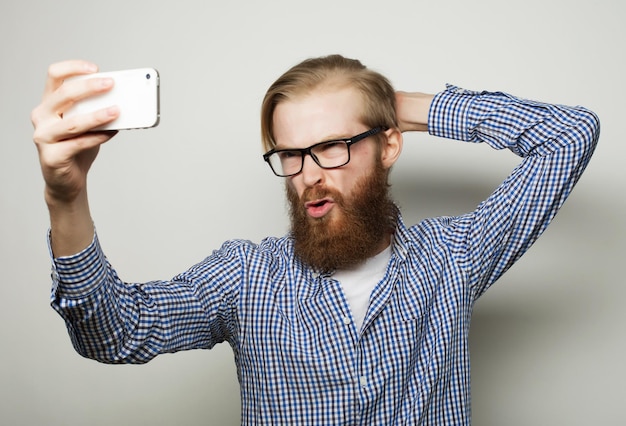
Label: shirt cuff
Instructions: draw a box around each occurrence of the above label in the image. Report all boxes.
[48,230,107,299]
[428,84,479,142]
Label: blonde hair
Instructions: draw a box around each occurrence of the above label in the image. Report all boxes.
[261,54,397,152]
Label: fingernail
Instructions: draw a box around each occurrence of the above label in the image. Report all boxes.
[101,78,114,88]
[84,63,98,72]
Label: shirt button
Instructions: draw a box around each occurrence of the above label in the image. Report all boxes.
[342,316,351,325]
[360,375,367,387]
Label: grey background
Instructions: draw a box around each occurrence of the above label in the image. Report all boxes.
[1,0,624,424]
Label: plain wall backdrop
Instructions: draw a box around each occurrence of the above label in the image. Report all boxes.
[1,0,624,424]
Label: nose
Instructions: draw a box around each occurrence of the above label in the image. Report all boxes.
[300,153,323,187]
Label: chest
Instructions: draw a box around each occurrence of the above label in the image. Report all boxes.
[238,257,470,382]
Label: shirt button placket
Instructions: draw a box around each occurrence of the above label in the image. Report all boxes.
[360,375,367,388]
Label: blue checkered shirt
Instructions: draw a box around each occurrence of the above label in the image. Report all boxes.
[50,85,600,425]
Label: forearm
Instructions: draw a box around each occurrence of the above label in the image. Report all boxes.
[428,85,600,158]
[47,189,95,257]
[50,232,237,363]
[395,91,434,132]
[51,238,165,364]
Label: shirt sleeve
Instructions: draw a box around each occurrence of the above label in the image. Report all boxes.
[427,85,600,298]
[49,230,241,364]
[49,230,107,300]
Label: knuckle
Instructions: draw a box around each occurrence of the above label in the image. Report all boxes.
[57,83,83,106]
[30,106,42,126]
[65,121,82,136]
[32,127,48,145]
[47,63,62,80]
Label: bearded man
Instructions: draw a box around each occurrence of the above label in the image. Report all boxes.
[32,54,599,425]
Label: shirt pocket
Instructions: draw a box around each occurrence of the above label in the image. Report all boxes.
[275,310,337,359]
[271,311,356,394]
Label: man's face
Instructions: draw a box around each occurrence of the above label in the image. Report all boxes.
[273,86,380,219]
[272,85,397,270]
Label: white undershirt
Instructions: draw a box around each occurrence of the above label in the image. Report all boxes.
[332,244,392,331]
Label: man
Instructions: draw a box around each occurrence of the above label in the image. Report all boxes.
[32,55,600,424]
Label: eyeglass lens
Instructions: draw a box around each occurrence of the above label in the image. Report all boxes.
[269,140,350,176]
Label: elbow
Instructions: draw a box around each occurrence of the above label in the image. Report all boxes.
[580,107,601,149]
[74,344,155,365]
[68,326,158,365]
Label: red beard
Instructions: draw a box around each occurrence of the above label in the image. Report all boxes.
[287,161,397,271]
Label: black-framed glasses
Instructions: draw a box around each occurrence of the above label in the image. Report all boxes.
[263,126,386,177]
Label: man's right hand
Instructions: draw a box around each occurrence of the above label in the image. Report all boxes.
[31,60,120,257]
[31,60,120,205]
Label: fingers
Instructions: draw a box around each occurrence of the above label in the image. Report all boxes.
[43,60,99,97]
[33,75,115,126]
[32,60,120,143]
[33,104,120,145]
[64,130,118,156]
[38,131,116,163]
[53,75,116,117]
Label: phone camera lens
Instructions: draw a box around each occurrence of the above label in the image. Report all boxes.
[146,73,151,80]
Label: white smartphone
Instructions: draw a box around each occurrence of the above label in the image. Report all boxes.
[64,67,160,131]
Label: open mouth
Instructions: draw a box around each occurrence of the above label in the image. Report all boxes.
[304,198,335,218]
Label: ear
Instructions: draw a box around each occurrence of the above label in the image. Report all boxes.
[380,127,403,169]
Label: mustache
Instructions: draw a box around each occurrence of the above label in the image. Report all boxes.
[300,185,344,206]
